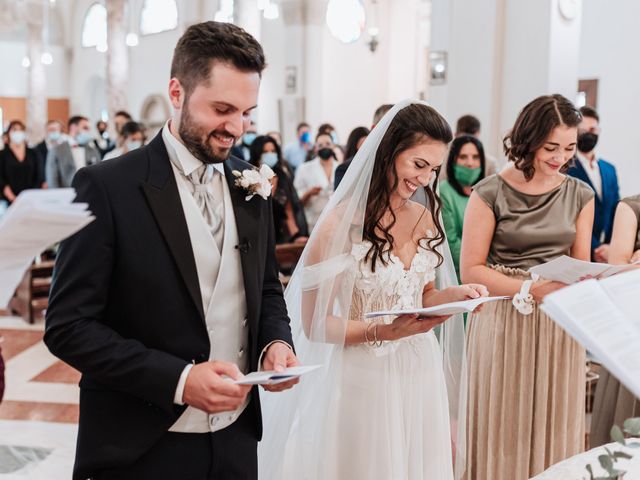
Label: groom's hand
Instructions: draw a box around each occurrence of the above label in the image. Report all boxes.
[261,342,300,393]
[182,361,251,414]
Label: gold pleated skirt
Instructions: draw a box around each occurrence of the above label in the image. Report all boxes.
[464,265,585,480]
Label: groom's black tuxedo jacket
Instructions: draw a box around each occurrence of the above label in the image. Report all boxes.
[44,132,294,479]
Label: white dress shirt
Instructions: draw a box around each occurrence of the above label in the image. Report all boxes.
[576,151,602,199]
[69,139,87,171]
[293,158,337,232]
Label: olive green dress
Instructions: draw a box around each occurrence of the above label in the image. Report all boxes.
[464,175,594,480]
[590,194,640,448]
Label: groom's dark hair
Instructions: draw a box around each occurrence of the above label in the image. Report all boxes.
[171,21,266,96]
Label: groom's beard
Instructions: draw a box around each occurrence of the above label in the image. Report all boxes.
[179,106,234,165]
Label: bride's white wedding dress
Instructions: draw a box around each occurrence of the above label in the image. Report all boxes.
[321,239,454,479]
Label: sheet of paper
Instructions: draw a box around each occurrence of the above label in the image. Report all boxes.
[0,188,94,307]
[364,296,509,320]
[233,365,322,385]
[541,279,640,399]
[529,255,637,284]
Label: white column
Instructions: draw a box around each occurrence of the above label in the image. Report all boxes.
[236,0,261,40]
[106,0,129,124]
[26,17,47,143]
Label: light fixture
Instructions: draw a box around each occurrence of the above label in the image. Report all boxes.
[366,0,380,53]
[326,0,366,44]
[126,32,139,46]
[22,56,31,68]
[96,42,108,53]
[264,2,279,20]
[41,52,53,65]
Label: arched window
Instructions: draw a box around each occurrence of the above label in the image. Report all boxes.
[140,0,178,35]
[81,3,107,48]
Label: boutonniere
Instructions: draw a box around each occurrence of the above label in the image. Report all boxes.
[232,164,276,201]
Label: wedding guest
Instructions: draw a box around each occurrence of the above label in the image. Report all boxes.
[317,123,344,164]
[461,94,595,479]
[334,126,369,189]
[439,135,485,279]
[567,106,620,263]
[590,194,640,447]
[35,120,64,178]
[284,122,312,173]
[103,121,145,160]
[0,120,45,203]
[249,135,309,244]
[294,132,338,232]
[448,114,498,177]
[46,115,101,188]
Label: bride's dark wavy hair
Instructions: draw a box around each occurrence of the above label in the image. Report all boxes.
[363,103,452,271]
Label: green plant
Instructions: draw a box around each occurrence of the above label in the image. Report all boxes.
[585,417,640,479]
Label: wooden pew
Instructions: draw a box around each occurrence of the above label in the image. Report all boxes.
[275,242,306,287]
[10,260,55,324]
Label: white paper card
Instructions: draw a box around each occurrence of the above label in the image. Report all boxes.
[364,296,509,320]
[529,255,638,284]
[233,365,322,385]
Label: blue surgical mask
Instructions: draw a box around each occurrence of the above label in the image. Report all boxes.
[9,131,26,144]
[300,131,311,144]
[47,131,61,143]
[75,131,92,146]
[243,132,257,146]
[261,152,279,168]
[125,140,142,152]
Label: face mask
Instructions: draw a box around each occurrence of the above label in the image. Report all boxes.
[243,132,257,146]
[75,131,92,146]
[300,131,311,144]
[317,148,334,160]
[261,152,279,168]
[330,131,339,145]
[577,132,598,153]
[453,164,482,186]
[9,131,26,144]
[125,140,142,151]
[47,131,61,143]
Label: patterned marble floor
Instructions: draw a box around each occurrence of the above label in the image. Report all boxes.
[0,314,77,479]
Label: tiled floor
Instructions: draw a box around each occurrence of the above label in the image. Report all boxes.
[0,315,77,479]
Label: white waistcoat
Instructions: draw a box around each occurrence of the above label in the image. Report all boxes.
[168,160,249,433]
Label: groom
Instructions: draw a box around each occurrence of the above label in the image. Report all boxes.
[45,22,299,479]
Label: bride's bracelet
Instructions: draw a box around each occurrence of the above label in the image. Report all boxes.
[364,321,382,347]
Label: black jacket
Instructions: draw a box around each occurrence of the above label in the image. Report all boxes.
[44,132,293,479]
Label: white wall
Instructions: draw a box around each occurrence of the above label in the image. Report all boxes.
[579,0,639,197]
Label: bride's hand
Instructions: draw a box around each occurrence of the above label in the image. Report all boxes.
[380,314,449,341]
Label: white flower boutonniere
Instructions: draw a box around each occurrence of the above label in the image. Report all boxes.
[232,164,276,201]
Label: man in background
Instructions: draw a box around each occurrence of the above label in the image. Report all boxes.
[567,106,620,262]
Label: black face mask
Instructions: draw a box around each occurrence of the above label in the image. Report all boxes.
[577,132,599,153]
[317,148,334,160]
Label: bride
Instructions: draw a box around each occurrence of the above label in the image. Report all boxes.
[259,100,486,479]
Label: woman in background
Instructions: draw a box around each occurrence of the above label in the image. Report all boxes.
[250,135,308,244]
[0,120,45,204]
[439,136,485,279]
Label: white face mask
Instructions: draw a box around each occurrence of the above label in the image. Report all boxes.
[9,131,26,144]
[125,140,142,151]
[47,131,62,143]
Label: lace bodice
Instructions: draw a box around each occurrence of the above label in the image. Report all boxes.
[349,240,439,325]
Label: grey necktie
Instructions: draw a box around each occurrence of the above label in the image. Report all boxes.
[187,164,225,252]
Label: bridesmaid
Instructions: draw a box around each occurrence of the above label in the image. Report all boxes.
[461,94,595,479]
[589,194,640,447]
